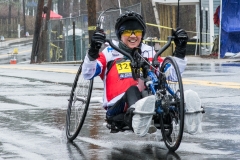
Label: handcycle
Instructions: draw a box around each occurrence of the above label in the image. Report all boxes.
[65,36,185,152]
[66,9,185,152]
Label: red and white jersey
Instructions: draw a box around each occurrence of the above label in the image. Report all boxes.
[82,40,187,109]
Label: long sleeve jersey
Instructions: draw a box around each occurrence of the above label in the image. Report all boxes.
[82,40,187,109]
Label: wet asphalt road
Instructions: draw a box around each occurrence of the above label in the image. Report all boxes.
[0,40,32,65]
[0,62,240,159]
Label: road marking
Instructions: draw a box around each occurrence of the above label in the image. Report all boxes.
[0,49,31,58]
[0,65,77,74]
[0,65,240,89]
[183,78,240,89]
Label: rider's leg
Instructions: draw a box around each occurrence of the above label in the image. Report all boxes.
[106,86,141,117]
[106,98,126,131]
[122,86,142,130]
[123,86,142,108]
[106,86,142,131]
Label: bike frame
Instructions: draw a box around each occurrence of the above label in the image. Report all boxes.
[105,36,175,116]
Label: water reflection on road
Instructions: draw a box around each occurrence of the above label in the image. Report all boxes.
[67,140,181,160]
[0,63,240,159]
[186,62,240,73]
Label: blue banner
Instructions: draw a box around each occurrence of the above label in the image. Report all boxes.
[221,0,240,58]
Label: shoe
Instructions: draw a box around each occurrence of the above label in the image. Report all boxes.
[106,113,126,133]
[106,122,122,133]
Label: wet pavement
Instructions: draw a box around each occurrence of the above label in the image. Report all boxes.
[0,59,240,159]
[0,38,32,65]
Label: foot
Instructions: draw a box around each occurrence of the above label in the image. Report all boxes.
[106,113,126,133]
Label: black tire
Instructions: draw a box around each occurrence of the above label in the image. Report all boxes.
[159,56,184,152]
[66,63,93,141]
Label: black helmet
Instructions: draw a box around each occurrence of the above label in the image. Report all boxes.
[115,11,146,40]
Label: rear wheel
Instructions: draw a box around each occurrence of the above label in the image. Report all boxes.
[159,56,184,152]
[66,63,93,141]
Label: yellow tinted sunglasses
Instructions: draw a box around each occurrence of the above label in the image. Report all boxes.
[121,30,143,37]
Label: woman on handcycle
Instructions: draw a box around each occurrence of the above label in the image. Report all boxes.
[82,11,188,133]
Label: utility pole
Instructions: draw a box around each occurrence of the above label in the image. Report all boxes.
[87,0,97,43]
[199,0,202,55]
[44,0,52,31]
[30,0,44,63]
[118,0,122,14]
[23,0,26,37]
[42,0,52,62]
[8,0,12,37]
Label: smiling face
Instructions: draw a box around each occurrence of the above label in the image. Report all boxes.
[120,30,142,49]
[117,20,144,49]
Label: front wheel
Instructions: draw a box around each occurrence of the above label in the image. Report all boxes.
[66,63,93,141]
[159,56,184,152]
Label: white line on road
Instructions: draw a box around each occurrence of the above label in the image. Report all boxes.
[0,65,239,89]
[0,49,31,58]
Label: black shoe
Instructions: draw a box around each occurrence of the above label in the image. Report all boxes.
[106,113,126,133]
[110,123,121,133]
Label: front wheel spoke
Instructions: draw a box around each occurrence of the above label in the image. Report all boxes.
[71,102,83,131]
[76,96,87,103]
[169,122,179,141]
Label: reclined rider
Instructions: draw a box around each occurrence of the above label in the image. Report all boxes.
[82,11,188,133]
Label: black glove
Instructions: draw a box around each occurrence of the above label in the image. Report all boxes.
[88,29,106,61]
[172,28,188,59]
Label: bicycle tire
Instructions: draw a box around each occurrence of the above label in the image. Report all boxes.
[159,56,184,152]
[66,63,93,141]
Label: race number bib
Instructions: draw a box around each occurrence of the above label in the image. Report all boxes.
[116,61,132,79]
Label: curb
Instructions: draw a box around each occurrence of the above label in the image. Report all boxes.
[186,55,240,64]
[41,61,82,65]
[8,39,33,46]
[0,38,33,48]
